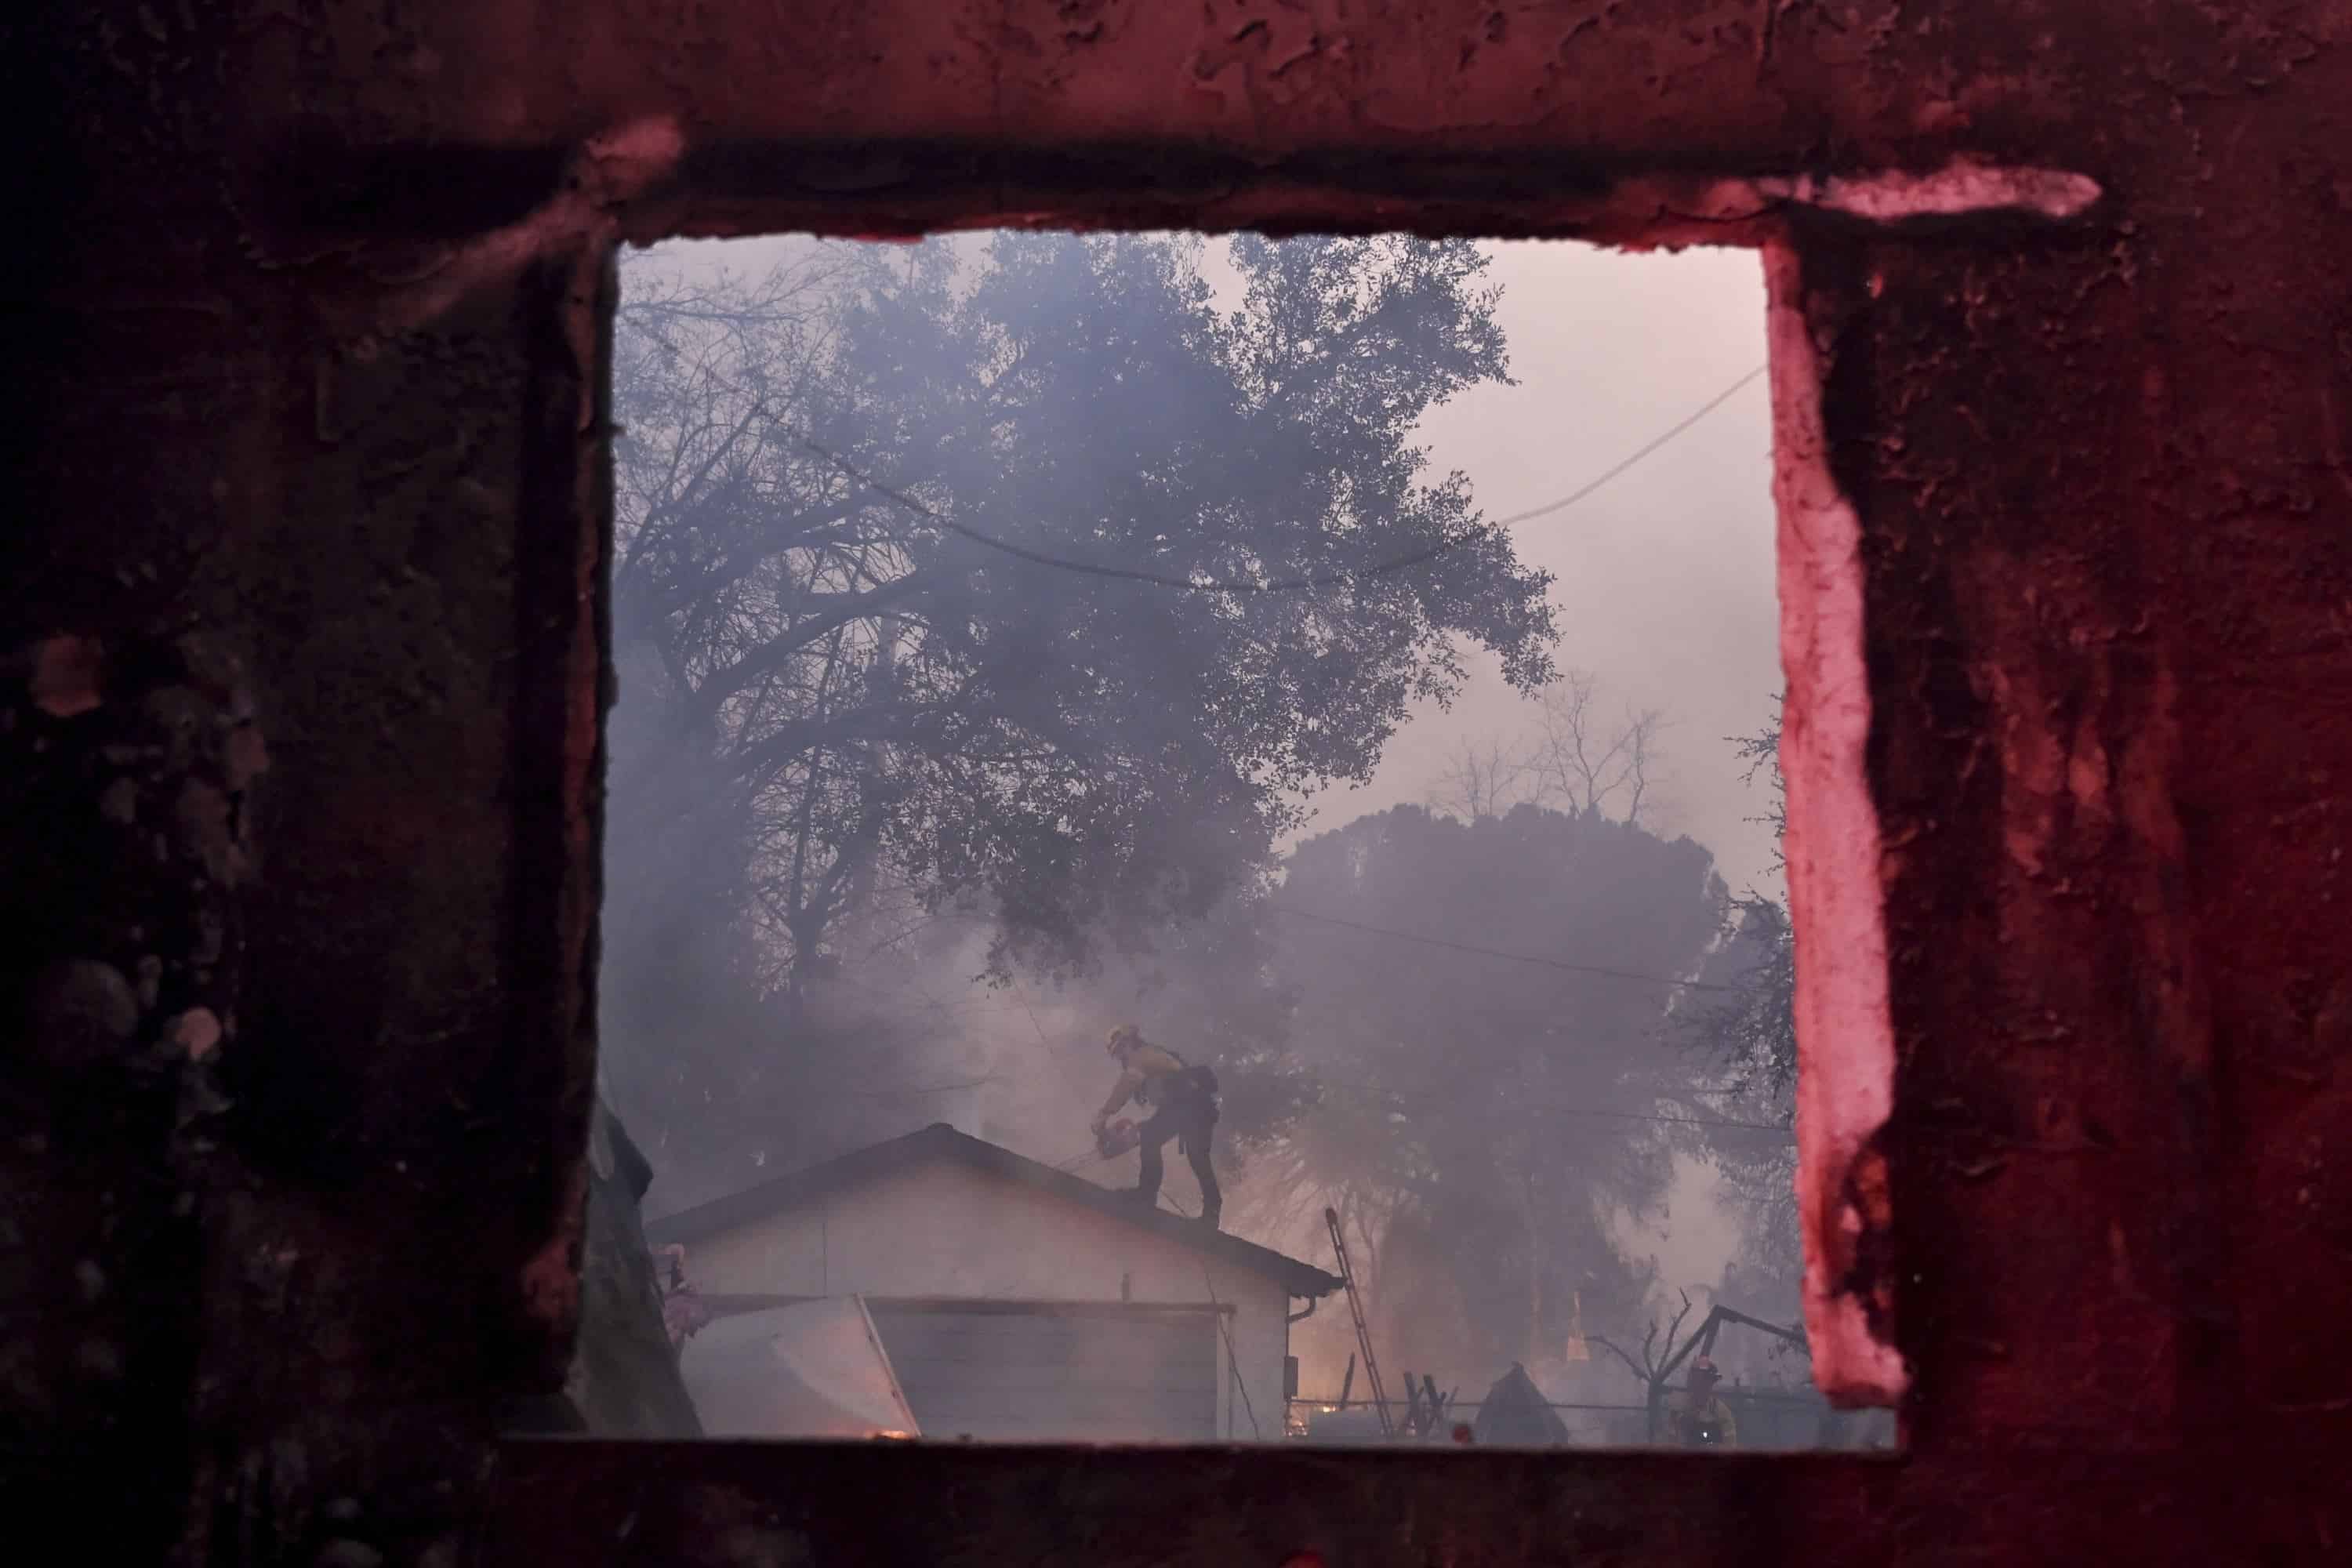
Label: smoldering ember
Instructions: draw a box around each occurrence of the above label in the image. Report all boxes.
[7,4,2352,1566]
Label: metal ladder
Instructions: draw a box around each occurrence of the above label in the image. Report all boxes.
[1323,1206,1395,1438]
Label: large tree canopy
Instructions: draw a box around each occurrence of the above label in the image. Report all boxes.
[1254,802,1728,1375]
[606,233,1556,997]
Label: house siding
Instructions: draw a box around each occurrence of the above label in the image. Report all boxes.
[685,1156,1294,1440]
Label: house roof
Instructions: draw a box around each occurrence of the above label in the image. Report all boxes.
[644,1123,1344,1299]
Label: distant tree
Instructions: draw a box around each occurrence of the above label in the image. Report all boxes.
[1255,802,1728,1371]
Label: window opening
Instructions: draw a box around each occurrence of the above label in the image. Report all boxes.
[575,228,1886,1452]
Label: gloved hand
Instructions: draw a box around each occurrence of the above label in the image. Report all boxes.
[1089,1115,1107,1138]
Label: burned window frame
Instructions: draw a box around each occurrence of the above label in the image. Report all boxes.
[26,3,2328,1552]
[466,142,2113,1556]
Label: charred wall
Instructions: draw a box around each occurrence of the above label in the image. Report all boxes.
[5,2,2352,1564]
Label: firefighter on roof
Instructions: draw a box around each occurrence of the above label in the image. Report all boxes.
[1092,1024,1222,1230]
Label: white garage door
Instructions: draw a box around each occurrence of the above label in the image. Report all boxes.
[865,1303,1221,1442]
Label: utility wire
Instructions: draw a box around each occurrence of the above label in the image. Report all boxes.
[806,441,1463,594]
[1029,897,1790,1160]
[1265,903,1747,995]
[1059,1093,1786,1151]
[1080,1173,1261,1439]
[1008,978,1058,1052]
[803,362,1766,595]
[1484,365,1768,529]
[1264,909,1795,1135]
[1319,1087,1794,1139]
[1190,1247,1262,1440]
[1535,1105,1793,1138]
[839,1075,1002,1099]
[1306,1065,1792,1139]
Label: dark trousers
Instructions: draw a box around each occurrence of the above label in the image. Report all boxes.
[1136,1096,1220,1222]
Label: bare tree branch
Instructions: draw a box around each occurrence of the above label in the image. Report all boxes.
[1588,1334,1653,1387]
[1526,670,1670,825]
[1665,1288,1696,1355]
[1425,735,1534,822]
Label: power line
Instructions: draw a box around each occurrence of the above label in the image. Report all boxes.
[804,362,1766,594]
[1196,1254,1262,1440]
[1542,1105,1792,1137]
[1007,978,1058,1051]
[1306,1065,1792,1139]
[1265,907,1793,1135]
[1056,1088,1787,1152]
[1323,1086,1796,1138]
[806,441,1468,594]
[1265,903,1746,995]
[1485,365,1769,529]
[839,1075,1001,1099]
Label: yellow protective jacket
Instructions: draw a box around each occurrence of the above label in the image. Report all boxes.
[1664,1392,1738,1447]
[1098,1042,1191,1122]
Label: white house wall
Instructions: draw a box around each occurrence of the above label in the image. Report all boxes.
[686,1157,1295,1440]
